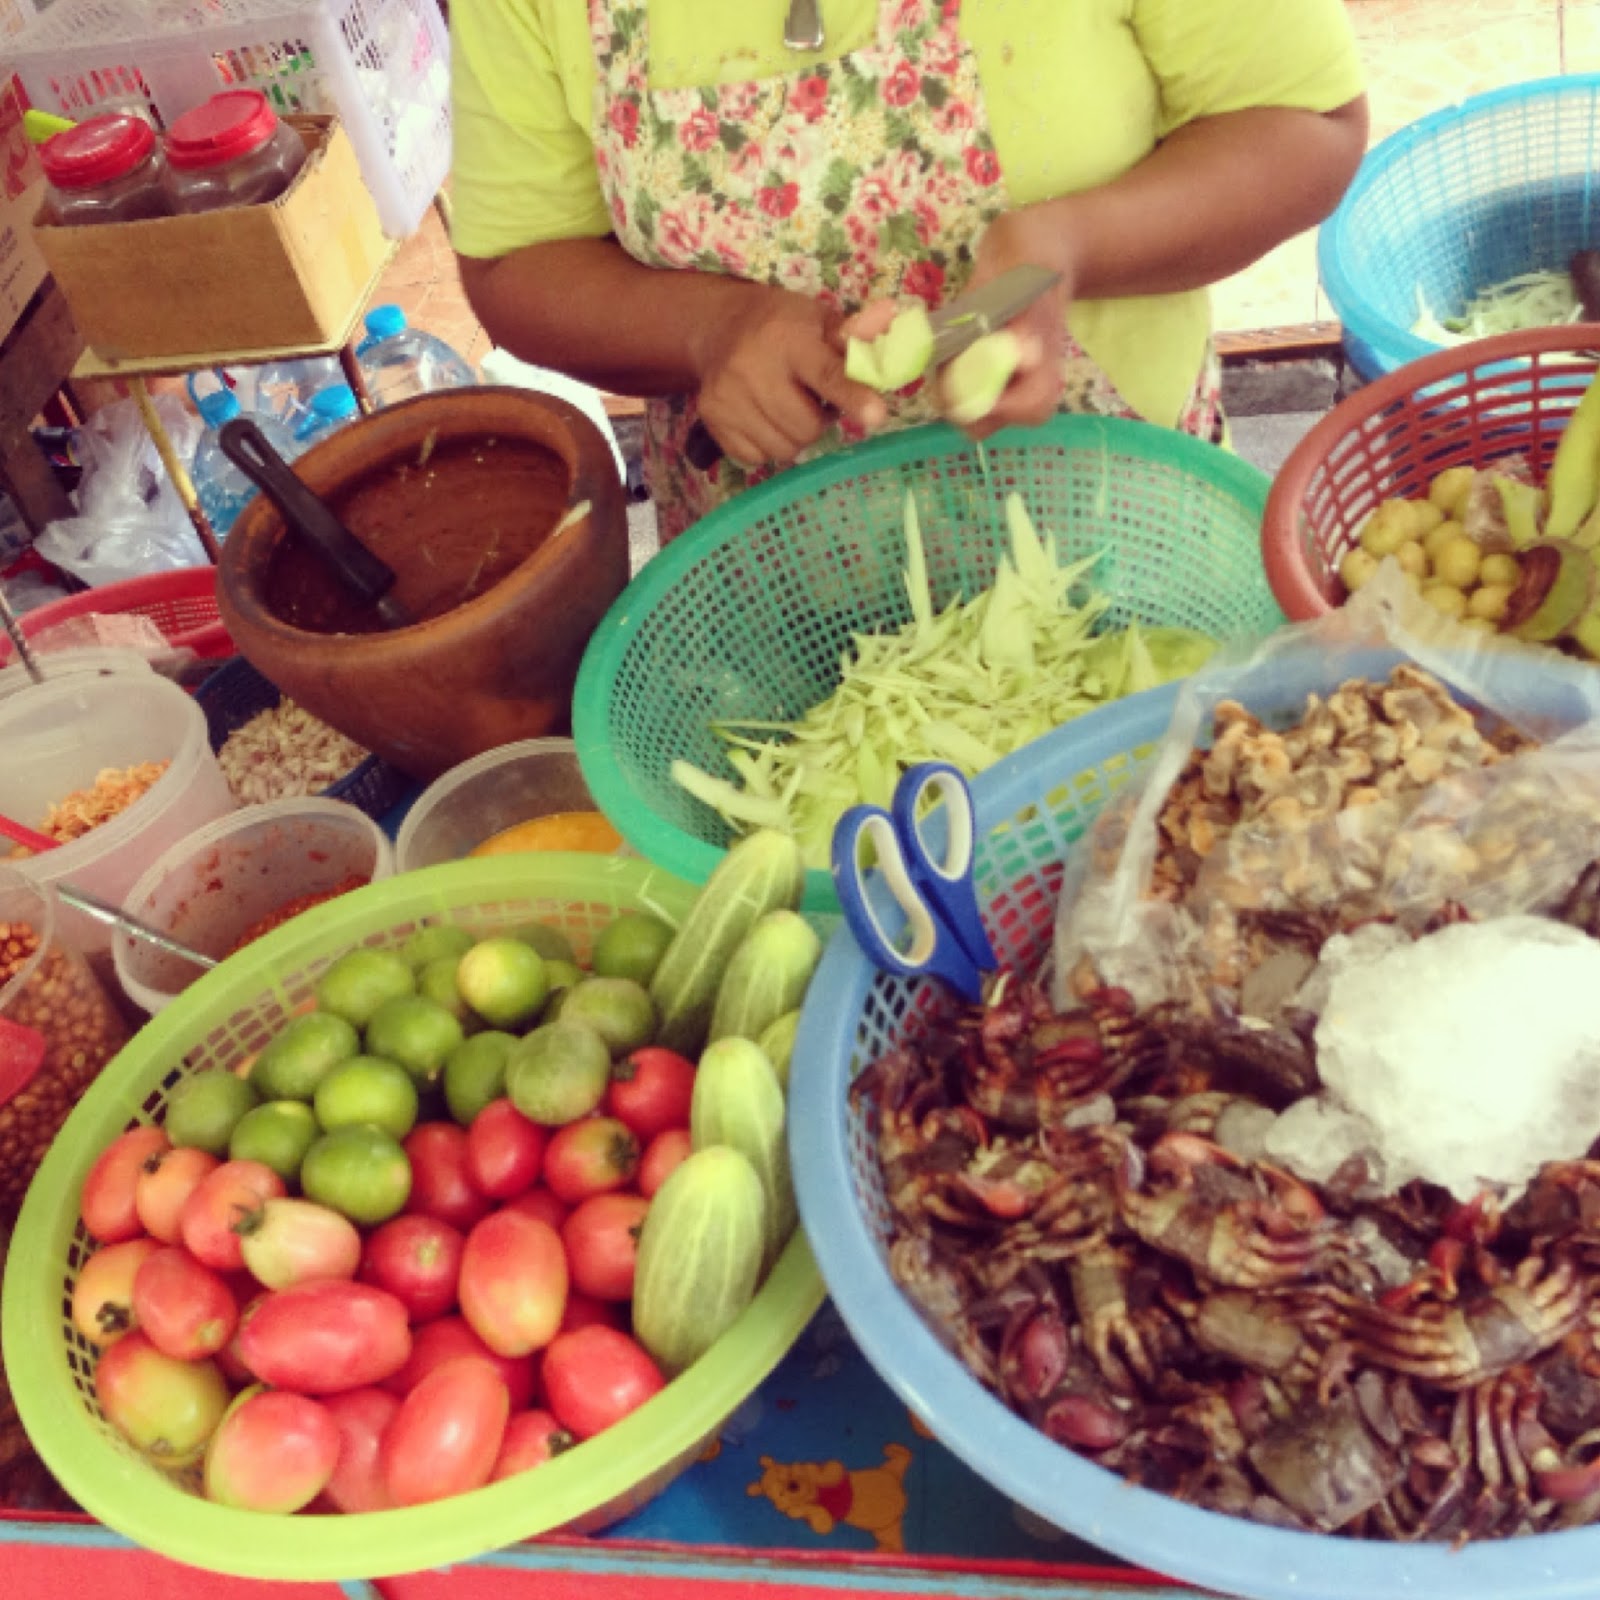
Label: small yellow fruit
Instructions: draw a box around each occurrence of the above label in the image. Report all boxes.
[1339,547,1382,593]
[1431,536,1483,591]
[1421,583,1469,621]
[1429,466,1476,522]
[1479,552,1521,588]
[1358,501,1416,558]
[1466,583,1513,623]
[1424,519,1466,561]
[1394,541,1430,580]
[1408,501,1446,537]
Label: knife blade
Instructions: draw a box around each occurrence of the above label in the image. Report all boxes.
[683,264,1062,471]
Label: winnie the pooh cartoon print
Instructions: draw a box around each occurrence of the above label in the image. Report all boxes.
[747,1441,912,1553]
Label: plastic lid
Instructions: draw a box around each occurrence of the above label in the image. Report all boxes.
[364,304,407,340]
[311,385,358,421]
[196,389,242,427]
[40,114,157,190]
[165,89,279,172]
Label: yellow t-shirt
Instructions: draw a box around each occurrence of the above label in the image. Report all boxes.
[450,0,1364,428]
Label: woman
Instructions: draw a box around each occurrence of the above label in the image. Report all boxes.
[451,0,1368,542]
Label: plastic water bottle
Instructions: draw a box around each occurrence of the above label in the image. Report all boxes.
[293,384,360,451]
[249,356,343,431]
[189,388,298,539]
[355,304,476,409]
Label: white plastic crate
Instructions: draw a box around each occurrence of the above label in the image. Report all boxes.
[7,0,448,239]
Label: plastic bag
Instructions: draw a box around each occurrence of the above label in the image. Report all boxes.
[1048,562,1600,1011]
[33,396,207,587]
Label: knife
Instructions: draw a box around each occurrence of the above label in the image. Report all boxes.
[683,264,1063,472]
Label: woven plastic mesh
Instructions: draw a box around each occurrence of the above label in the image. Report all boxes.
[576,417,1281,905]
[2,569,230,664]
[1321,77,1600,377]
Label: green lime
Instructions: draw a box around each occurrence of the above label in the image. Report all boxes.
[229,1100,319,1183]
[556,977,657,1059]
[418,956,473,1025]
[400,925,475,972]
[251,1012,360,1102]
[507,922,575,965]
[457,938,549,1029]
[364,995,465,1088]
[591,912,675,986]
[506,1022,611,1126]
[443,1031,517,1126]
[544,959,583,997]
[313,1055,419,1140]
[315,949,416,1030]
[165,1071,260,1155]
[300,1126,412,1225]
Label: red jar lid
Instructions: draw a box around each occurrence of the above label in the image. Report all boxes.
[40,113,157,190]
[165,89,280,171]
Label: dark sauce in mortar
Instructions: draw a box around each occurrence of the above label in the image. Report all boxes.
[264,434,571,634]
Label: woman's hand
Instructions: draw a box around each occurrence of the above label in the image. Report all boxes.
[693,288,887,469]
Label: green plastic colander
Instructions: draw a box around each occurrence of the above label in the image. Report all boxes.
[2,857,824,1582]
[574,417,1283,914]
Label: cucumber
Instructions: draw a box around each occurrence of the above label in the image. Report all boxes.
[708,910,821,1046]
[691,1037,795,1270]
[632,1146,767,1375]
[756,1009,801,1091]
[648,829,805,1056]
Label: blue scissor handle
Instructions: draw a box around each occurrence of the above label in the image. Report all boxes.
[890,763,998,971]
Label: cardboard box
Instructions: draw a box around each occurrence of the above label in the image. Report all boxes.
[32,116,391,363]
[0,71,47,347]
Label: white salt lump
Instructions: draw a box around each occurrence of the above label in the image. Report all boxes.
[1312,917,1600,1202]
[1263,1097,1379,1187]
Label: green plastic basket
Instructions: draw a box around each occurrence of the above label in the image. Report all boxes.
[574,417,1284,914]
[1,857,824,1582]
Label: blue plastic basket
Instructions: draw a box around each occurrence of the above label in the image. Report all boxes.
[789,643,1600,1600]
[1321,75,1600,381]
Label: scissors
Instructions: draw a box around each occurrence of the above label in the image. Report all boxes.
[830,762,998,1001]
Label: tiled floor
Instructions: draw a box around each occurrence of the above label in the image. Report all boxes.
[380,0,1599,356]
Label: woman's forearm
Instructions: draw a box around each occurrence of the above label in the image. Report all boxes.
[457,236,764,396]
[1037,100,1369,301]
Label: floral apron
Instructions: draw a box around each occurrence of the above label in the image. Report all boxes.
[588,0,1223,543]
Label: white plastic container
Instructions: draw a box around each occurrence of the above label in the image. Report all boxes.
[114,797,394,1014]
[0,674,236,953]
[0,647,153,706]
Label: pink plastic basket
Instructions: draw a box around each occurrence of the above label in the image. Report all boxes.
[0,566,232,662]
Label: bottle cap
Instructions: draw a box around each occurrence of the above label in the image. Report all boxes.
[165,89,280,172]
[40,114,157,190]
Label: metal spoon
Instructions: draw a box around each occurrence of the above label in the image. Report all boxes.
[55,885,217,972]
[0,587,42,685]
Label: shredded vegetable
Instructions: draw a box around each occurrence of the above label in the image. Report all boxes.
[1412,272,1583,346]
[672,492,1218,868]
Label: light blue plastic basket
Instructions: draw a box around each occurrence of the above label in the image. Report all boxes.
[790,642,1600,1600]
[1321,76,1600,381]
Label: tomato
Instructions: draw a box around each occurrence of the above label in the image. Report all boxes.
[81,1127,170,1243]
[179,1160,287,1272]
[542,1117,639,1205]
[459,1211,568,1358]
[558,1290,626,1334]
[541,1327,664,1441]
[491,1408,574,1481]
[381,1357,510,1507]
[561,1193,649,1302]
[360,1214,464,1323]
[637,1128,693,1199]
[94,1332,230,1466]
[239,1281,412,1395]
[464,1099,546,1200]
[605,1048,695,1143]
[382,1315,537,1410]
[132,1247,238,1361]
[320,1387,400,1514]
[236,1197,362,1290]
[204,1387,339,1513]
[71,1238,160,1347]
[403,1123,492,1232]
[504,1187,569,1232]
[135,1147,220,1245]
[219,1293,263,1386]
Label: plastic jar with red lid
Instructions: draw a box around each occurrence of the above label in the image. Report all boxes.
[162,89,308,214]
[39,113,172,226]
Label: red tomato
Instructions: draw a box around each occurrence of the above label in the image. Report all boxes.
[561,1193,649,1302]
[204,1388,340,1513]
[637,1128,693,1199]
[382,1357,510,1508]
[135,1147,220,1245]
[459,1211,568,1358]
[237,1197,362,1291]
[219,1293,263,1386]
[179,1160,286,1272]
[404,1123,493,1232]
[491,1408,574,1481]
[542,1117,639,1206]
[558,1290,626,1334]
[605,1048,695,1143]
[94,1332,230,1466]
[239,1281,412,1395]
[360,1215,464,1323]
[320,1387,400,1514]
[383,1315,537,1409]
[81,1127,170,1243]
[71,1238,160,1348]
[541,1327,664,1441]
[132,1247,238,1361]
[464,1100,546,1200]
[504,1187,569,1232]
